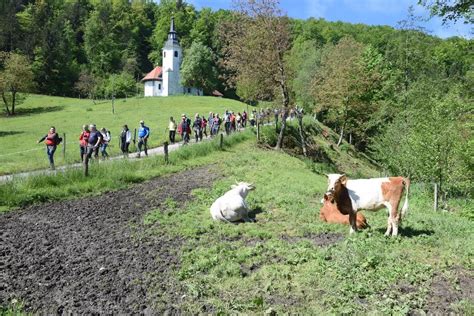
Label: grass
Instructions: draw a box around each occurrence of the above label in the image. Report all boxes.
[0,131,252,211]
[1,109,472,313]
[142,141,473,314]
[0,94,253,175]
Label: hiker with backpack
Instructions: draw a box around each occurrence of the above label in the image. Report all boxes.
[100,128,111,159]
[120,125,131,156]
[79,125,90,162]
[179,114,190,144]
[193,113,203,142]
[137,120,150,158]
[38,126,62,170]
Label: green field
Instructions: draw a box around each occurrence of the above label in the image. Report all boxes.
[0,94,251,175]
[142,140,473,314]
[1,124,472,313]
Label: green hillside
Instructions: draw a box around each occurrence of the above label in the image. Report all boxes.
[0,95,249,175]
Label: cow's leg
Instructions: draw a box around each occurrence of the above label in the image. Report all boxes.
[349,211,357,234]
[390,200,400,236]
[383,202,392,236]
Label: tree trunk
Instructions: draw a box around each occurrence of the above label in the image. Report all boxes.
[337,125,344,147]
[275,63,290,150]
[297,112,307,157]
[275,108,288,150]
[2,92,11,116]
[11,91,16,115]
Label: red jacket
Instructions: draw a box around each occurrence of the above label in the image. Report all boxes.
[45,132,58,146]
[79,131,90,147]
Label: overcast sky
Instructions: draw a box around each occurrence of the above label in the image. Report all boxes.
[184,0,472,39]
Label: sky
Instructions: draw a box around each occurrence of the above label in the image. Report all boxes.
[185,0,473,39]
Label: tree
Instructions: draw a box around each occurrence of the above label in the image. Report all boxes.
[0,52,34,116]
[312,37,384,147]
[180,41,218,94]
[220,0,292,149]
[149,0,197,65]
[286,39,322,112]
[371,80,471,199]
[419,0,473,24]
[75,70,97,100]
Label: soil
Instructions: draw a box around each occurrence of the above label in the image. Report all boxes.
[422,267,474,315]
[0,166,219,315]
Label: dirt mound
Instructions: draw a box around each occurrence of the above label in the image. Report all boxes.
[0,166,219,314]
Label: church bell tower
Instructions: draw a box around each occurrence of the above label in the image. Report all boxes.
[162,17,183,96]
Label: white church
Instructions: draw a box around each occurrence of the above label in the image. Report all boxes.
[142,18,203,97]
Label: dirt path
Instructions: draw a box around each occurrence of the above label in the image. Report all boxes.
[0,166,219,314]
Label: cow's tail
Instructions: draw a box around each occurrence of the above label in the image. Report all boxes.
[401,177,410,218]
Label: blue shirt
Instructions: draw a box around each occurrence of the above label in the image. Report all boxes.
[138,125,150,138]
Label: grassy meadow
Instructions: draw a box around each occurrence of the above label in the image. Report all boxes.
[0,94,251,175]
[0,123,472,313]
[143,141,473,314]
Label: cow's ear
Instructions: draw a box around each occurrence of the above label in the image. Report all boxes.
[339,174,348,186]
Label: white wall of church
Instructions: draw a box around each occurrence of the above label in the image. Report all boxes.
[144,81,163,97]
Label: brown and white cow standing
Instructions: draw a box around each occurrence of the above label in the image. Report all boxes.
[325,174,410,236]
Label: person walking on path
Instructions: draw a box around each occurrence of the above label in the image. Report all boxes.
[224,110,231,135]
[193,113,203,142]
[79,125,90,162]
[168,117,177,144]
[236,112,242,131]
[208,112,214,137]
[202,116,208,139]
[38,126,62,170]
[250,110,256,127]
[120,125,131,156]
[179,115,190,144]
[213,114,222,135]
[100,128,111,159]
[242,110,247,127]
[86,124,103,161]
[137,120,150,158]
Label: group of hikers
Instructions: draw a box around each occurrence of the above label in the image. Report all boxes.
[171,109,254,145]
[37,107,291,169]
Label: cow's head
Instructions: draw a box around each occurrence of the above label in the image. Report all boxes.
[326,174,347,195]
[322,192,334,204]
[231,181,255,198]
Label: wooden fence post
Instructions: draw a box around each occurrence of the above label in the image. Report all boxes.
[434,183,438,211]
[257,122,260,141]
[84,153,89,177]
[133,128,137,151]
[62,133,66,160]
[164,141,169,163]
[219,133,224,149]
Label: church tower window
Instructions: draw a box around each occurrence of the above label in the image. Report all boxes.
[174,51,178,58]
[163,51,166,58]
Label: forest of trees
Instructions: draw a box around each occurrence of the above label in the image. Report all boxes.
[0,0,472,198]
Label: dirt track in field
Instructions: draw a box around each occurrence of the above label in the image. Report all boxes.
[0,166,218,314]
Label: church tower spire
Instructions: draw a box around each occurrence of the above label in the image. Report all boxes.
[167,17,178,43]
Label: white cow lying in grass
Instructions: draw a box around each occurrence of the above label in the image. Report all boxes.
[210,182,255,222]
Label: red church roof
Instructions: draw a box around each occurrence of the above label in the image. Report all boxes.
[142,66,163,82]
